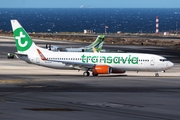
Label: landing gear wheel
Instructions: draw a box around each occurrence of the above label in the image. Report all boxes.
[92,72,98,76]
[83,72,90,76]
[155,72,159,77]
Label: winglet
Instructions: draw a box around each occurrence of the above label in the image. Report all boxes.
[37,49,47,60]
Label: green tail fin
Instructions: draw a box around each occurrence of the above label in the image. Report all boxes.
[87,35,105,52]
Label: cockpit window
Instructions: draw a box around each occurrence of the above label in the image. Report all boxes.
[159,59,168,62]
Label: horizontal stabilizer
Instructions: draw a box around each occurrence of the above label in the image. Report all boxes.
[15,52,28,57]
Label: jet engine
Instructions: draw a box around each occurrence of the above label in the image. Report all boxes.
[92,65,112,74]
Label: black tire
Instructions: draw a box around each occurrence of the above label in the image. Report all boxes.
[155,73,159,77]
[83,72,90,76]
[92,72,98,76]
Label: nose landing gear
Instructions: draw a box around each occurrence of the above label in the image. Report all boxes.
[155,70,165,77]
[155,72,159,77]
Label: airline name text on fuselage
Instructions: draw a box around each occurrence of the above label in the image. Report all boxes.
[81,54,138,64]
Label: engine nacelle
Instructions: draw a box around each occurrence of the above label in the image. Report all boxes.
[92,65,112,74]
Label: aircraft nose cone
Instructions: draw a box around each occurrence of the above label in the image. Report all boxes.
[169,62,174,68]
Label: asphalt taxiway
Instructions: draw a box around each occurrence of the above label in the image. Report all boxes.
[1,36,180,120]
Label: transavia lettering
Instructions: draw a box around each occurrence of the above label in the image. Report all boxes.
[81,55,138,64]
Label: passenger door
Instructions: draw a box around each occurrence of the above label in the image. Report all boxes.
[150,57,155,66]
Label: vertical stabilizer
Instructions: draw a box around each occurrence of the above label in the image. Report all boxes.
[86,35,105,52]
[11,20,37,54]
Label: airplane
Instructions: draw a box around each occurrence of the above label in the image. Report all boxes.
[11,20,174,77]
[45,35,105,52]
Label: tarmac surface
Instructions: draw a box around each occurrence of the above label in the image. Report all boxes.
[1,36,180,120]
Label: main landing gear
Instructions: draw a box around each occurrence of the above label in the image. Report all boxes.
[92,72,98,76]
[83,71,90,76]
[83,71,98,77]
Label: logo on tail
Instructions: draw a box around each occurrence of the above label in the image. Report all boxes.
[11,20,33,52]
[14,28,33,52]
[15,31,28,47]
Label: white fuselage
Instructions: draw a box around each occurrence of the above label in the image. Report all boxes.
[18,47,174,72]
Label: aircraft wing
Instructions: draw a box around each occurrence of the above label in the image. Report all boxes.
[37,49,95,70]
[47,59,95,70]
